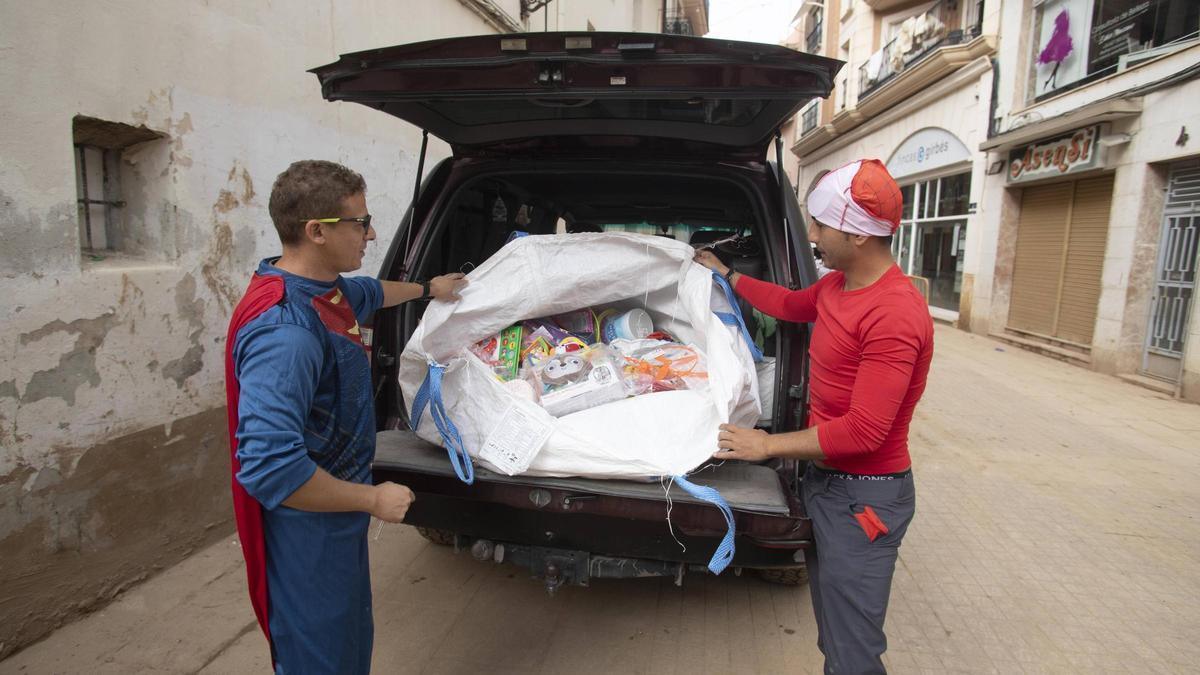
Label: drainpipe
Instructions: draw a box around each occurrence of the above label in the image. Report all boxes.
[986,57,1000,138]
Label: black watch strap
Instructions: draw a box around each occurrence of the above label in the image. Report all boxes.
[724,267,737,283]
[419,280,433,300]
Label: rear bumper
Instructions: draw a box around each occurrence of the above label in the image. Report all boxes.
[373,431,812,570]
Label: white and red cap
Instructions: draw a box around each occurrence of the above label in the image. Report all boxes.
[806,159,903,237]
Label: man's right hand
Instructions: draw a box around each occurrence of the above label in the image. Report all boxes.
[693,250,730,277]
[370,482,415,523]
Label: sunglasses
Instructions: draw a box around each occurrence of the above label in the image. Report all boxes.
[308,215,373,234]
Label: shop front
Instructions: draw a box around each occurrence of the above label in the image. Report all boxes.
[886,127,975,321]
[1003,125,1114,347]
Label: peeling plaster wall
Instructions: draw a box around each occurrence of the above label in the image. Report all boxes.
[0,0,515,658]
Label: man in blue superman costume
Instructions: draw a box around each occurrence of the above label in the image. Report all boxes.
[224,160,467,673]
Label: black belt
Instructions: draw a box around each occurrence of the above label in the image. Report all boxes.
[810,464,912,481]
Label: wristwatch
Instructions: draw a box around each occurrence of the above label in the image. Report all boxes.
[418,280,433,301]
[723,267,737,284]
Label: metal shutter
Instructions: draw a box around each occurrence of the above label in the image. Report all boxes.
[1056,175,1114,343]
[1008,183,1072,335]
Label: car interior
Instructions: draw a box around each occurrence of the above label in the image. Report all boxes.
[406,170,782,360]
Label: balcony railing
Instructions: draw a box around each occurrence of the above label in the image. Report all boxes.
[664,13,694,36]
[806,11,823,53]
[858,0,984,100]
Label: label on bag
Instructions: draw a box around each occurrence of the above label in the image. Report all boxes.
[479,404,553,475]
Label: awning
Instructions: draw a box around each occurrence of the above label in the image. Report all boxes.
[980,98,1142,152]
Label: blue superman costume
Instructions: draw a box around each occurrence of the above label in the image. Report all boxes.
[224,258,384,674]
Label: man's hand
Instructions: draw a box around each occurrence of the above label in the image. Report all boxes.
[713,423,773,461]
[693,250,730,277]
[429,273,468,301]
[369,482,415,523]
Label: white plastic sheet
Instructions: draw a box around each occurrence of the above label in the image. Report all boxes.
[399,232,762,479]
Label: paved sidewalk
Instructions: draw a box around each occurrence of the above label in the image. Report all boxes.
[3,325,1199,674]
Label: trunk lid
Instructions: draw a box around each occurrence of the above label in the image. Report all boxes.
[310,32,842,160]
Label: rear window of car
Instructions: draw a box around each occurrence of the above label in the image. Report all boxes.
[423,98,766,128]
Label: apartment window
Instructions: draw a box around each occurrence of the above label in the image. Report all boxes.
[1032,0,1200,100]
[73,116,165,255]
[801,101,819,135]
[806,7,824,53]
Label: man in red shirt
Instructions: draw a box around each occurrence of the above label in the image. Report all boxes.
[696,159,933,674]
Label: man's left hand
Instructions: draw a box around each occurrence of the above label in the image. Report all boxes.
[429,273,468,301]
[713,423,773,461]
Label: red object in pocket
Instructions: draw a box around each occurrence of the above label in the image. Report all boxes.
[853,506,890,542]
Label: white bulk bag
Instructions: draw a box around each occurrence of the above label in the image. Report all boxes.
[398,232,762,482]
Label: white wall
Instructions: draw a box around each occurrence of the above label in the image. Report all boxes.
[526,0,660,33]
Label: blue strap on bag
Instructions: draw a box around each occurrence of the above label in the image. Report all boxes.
[671,474,737,574]
[711,271,763,362]
[410,362,474,484]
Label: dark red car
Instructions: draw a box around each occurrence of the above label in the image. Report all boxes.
[311,32,842,590]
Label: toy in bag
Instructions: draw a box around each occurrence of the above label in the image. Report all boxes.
[518,314,596,368]
[552,309,598,344]
[469,325,524,381]
[611,339,709,394]
[595,308,654,342]
[534,344,627,417]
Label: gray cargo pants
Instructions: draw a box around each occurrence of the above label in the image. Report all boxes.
[802,463,916,675]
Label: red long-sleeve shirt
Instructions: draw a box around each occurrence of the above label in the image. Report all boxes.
[735,265,933,474]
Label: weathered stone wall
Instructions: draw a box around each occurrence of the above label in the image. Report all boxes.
[0,0,531,657]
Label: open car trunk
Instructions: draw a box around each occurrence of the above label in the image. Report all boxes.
[368,160,816,581]
[318,31,840,581]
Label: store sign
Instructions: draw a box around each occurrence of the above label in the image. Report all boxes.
[1007,126,1101,184]
[887,127,972,180]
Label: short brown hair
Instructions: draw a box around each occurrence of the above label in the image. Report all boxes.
[268,160,367,245]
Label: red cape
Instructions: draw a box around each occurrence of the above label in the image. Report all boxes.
[224,273,285,650]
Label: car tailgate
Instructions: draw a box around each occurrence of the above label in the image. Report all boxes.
[373,430,808,545]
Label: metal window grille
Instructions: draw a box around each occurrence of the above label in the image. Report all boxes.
[75,144,125,251]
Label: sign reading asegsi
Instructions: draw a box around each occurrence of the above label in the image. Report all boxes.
[1008,126,1101,184]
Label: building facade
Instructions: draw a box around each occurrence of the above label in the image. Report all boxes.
[785,0,1200,400]
[787,0,999,323]
[0,0,691,657]
[976,0,1199,399]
